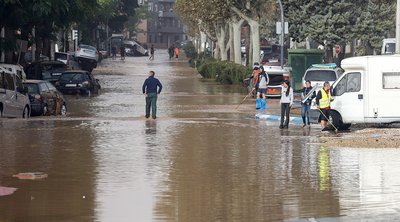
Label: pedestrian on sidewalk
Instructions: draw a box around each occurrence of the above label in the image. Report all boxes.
[295,80,316,127]
[279,80,294,129]
[168,45,175,60]
[174,46,180,60]
[142,71,163,119]
[111,45,117,60]
[316,82,332,129]
[248,63,260,99]
[255,66,269,110]
[120,45,125,60]
[149,45,155,60]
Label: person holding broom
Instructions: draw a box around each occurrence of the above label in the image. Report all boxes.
[316,82,332,130]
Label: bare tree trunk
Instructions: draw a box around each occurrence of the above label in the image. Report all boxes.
[249,20,260,65]
[229,23,234,62]
[216,23,227,61]
[214,42,220,59]
[233,19,244,64]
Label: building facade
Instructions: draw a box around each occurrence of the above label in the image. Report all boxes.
[137,0,186,49]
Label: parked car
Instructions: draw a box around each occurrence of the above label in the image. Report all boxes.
[0,67,30,118]
[264,66,291,97]
[0,64,27,81]
[56,70,101,96]
[23,80,67,116]
[73,44,99,72]
[302,63,343,89]
[123,40,148,56]
[25,61,67,84]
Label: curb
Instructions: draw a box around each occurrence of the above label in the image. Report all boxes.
[255,113,303,123]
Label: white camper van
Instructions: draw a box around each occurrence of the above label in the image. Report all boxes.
[329,55,400,129]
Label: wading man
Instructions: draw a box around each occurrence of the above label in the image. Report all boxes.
[142,71,163,119]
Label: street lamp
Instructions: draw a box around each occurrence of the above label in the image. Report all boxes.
[278,0,284,68]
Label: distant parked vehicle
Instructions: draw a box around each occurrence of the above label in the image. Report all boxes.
[73,44,99,72]
[302,63,343,89]
[25,61,67,84]
[123,40,148,56]
[0,64,27,81]
[0,67,30,118]
[56,70,101,96]
[23,80,67,116]
[382,38,396,54]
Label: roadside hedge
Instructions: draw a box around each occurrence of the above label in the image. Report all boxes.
[197,59,252,85]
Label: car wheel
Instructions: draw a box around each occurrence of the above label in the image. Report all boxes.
[61,103,67,116]
[42,105,48,116]
[22,106,30,119]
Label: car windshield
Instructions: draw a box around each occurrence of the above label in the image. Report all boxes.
[60,73,84,81]
[385,43,395,54]
[24,83,39,94]
[305,70,337,81]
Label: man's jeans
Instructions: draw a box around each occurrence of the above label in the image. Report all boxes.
[146,93,158,118]
[301,103,311,125]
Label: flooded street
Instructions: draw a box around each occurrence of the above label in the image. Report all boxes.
[2,52,400,221]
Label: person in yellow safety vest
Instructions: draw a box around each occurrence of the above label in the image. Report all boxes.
[316,82,332,129]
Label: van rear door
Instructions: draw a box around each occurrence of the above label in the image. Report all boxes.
[332,72,364,123]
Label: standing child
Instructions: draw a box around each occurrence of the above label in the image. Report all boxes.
[255,66,269,110]
[279,80,294,129]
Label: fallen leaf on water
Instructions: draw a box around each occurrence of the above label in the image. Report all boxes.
[13,172,48,180]
[0,186,17,196]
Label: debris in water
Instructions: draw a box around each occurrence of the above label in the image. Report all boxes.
[0,186,17,196]
[13,172,48,180]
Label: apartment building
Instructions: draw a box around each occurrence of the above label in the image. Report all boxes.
[137,0,186,49]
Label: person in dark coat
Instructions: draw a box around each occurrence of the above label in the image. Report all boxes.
[295,80,316,127]
[142,71,163,119]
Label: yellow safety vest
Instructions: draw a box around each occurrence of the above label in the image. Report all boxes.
[319,89,331,109]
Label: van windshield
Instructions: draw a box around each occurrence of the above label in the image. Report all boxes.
[305,70,337,82]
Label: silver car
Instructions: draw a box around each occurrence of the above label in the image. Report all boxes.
[0,67,30,118]
[74,44,99,71]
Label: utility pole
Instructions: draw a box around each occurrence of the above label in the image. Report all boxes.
[396,0,400,53]
[278,0,284,68]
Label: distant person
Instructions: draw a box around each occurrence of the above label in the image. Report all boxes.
[168,45,175,60]
[255,65,269,110]
[295,80,316,127]
[142,71,163,119]
[248,63,260,98]
[316,82,332,130]
[149,45,155,60]
[120,45,125,60]
[111,45,117,60]
[279,80,294,129]
[174,46,180,60]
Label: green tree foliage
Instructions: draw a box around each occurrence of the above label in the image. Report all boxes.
[284,0,395,56]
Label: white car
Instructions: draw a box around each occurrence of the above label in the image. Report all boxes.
[0,67,30,118]
[74,44,99,71]
[302,63,343,90]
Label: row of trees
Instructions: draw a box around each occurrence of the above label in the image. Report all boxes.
[175,0,396,65]
[0,0,139,63]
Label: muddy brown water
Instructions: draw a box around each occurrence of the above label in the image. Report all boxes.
[1,52,400,221]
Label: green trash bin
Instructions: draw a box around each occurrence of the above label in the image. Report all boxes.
[288,49,324,89]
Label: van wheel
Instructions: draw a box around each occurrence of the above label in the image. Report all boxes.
[329,110,347,130]
[22,106,30,119]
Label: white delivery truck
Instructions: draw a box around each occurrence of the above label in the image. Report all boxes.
[328,55,400,130]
